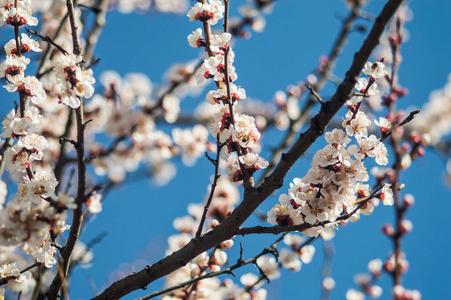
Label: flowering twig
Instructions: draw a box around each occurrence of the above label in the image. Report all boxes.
[25,27,69,55]
[0,262,41,286]
[236,185,384,236]
[35,8,70,78]
[387,17,404,288]
[380,109,420,142]
[195,136,223,238]
[135,234,288,300]
[221,2,255,190]
[350,75,377,120]
[305,83,324,105]
[47,0,86,298]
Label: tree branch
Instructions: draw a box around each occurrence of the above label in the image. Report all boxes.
[47,1,86,298]
[92,1,404,298]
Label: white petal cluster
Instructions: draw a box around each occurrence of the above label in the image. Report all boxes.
[0,0,38,27]
[172,124,209,166]
[187,0,224,25]
[17,172,58,204]
[4,73,46,104]
[4,33,41,56]
[1,107,43,138]
[54,53,95,108]
[187,28,204,48]
[363,61,388,79]
[268,61,392,236]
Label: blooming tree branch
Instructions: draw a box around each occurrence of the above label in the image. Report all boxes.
[91,1,405,298]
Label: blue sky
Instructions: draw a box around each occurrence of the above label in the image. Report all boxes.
[1,0,451,299]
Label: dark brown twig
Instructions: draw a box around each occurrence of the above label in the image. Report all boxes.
[25,27,69,55]
[47,1,86,298]
[305,83,324,105]
[195,136,223,238]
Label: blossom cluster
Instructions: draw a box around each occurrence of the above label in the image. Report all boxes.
[0,2,65,294]
[0,2,96,296]
[77,68,210,184]
[188,5,268,182]
[267,61,394,237]
[163,176,317,299]
[54,53,95,108]
[157,1,274,298]
[0,35,45,105]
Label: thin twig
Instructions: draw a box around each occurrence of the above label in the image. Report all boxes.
[388,17,404,287]
[195,136,223,238]
[380,109,420,142]
[47,1,86,298]
[25,27,69,55]
[305,83,324,105]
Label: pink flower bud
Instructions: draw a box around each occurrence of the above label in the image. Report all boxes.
[401,142,411,153]
[368,285,383,298]
[382,223,395,236]
[322,277,335,291]
[406,289,422,300]
[400,259,409,273]
[403,194,415,208]
[306,74,317,86]
[409,132,421,144]
[221,239,234,250]
[420,133,431,146]
[400,219,413,234]
[384,260,395,273]
[340,220,349,227]
[368,259,383,276]
[286,84,301,97]
[273,90,287,106]
[393,86,408,97]
[393,285,406,300]
[416,146,425,157]
[209,219,220,228]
